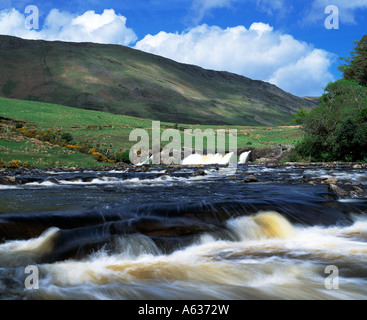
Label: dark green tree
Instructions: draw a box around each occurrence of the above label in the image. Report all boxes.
[294,79,367,162]
[292,35,367,162]
[338,35,367,87]
[291,106,310,125]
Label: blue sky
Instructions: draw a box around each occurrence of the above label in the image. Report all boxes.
[0,0,366,97]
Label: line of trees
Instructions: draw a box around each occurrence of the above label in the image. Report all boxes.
[290,35,367,162]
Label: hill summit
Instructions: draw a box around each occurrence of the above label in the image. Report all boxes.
[0,35,316,126]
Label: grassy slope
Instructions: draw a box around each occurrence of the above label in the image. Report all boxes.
[0,35,316,127]
[0,97,303,168]
[0,134,103,168]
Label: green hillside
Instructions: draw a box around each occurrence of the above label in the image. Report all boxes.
[0,97,303,168]
[0,35,316,127]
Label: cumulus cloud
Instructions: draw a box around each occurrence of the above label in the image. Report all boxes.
[303,0,367,25]
[268,49,334,96]
[0,8,137,45]
[135,23,335,96]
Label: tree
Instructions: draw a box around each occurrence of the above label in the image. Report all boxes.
[287,35,367,163]
[294,80,367,162]
[291,106,310,125]
[338,35,367,87]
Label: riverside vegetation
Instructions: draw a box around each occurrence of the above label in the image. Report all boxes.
[0,97,303,169]
[289,35,367,163]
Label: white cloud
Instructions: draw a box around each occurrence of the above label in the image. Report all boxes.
[135,23,335,96]
[268,49,335,96]
[0,8,137,45]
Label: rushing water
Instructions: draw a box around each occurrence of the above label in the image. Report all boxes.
[1,164,367,300]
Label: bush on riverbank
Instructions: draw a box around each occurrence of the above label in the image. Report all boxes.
[0,160,29,168]
[291,35,367,163]
[292,80,367,162]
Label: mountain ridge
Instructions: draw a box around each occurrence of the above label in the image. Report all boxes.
[0,34,317,126]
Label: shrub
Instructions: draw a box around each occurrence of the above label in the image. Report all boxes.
[88,148,110,162]
[284,149,304,162]
[7,160,22,168]
[116,150,131,163]
[294,79,367,162]
[92,151,109,162]
[67,144,80,151]
[78,142,92,154]
[291,106,310,125]
[61,132,73,144]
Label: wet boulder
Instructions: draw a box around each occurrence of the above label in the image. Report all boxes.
[349,186,367,198]
[0,176,19,185]
[328,184,349,198]
[192,169,207,176]
[245,175,259,183]
[322,178,339,185]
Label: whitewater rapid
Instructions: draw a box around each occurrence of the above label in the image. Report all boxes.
[1,164,367,300]
[1,212,367,300]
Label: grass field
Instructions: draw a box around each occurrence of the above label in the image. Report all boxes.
[0,97,304,168]
[0,133,103,168]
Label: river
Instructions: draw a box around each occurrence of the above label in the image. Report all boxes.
[1,164,367,300]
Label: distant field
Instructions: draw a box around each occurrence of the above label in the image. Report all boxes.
[0,97,304,168]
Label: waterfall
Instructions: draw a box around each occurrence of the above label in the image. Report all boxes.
[181,151,251,165]
[238,151,251,164]
[181,152,236,165]
[135,150,251,166]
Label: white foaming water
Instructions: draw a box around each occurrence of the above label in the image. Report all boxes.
[3,213,367,300]
[25,181,59,187]
[0,228,59,267]
[238,151,251,164]
[181,151,251,165]
[303,169,367,185]
[0,185,18,190]
[181,153,229,165]
[16,174,211,189]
